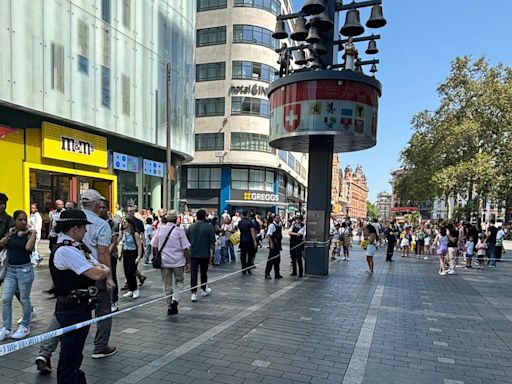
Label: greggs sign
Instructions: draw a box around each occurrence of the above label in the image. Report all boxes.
[243,192,280,202]
[42,122,107,168]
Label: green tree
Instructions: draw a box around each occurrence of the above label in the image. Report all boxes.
[367,201,380,220]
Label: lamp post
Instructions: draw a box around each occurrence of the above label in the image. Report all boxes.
[268,0,386,276]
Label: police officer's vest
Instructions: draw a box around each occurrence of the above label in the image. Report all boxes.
[289,223,304,248]
[49,240,95,296]
[271,223,283,250]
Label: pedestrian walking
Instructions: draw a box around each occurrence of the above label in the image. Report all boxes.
[265,215,283,279]
[143,217,154,265]
[289,215,305,277]
[446,224,459,275]
[476,233,487,270]
[125,205,147,286]
[364,224,377,273]
[47,209,113,383]
[152,210,191,315]
[238,210,258,274]
[221,218,236,262]
[434,227,449,276]
[81,189,117,359]
[121,218,142,299]
[384,221,398,262]
[341,222,352,260]
[48,199,65,251]
[187,209,215,302]
[28,203,43,266]
[0,210,37,341]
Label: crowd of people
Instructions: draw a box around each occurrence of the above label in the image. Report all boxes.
[0,191,306,383]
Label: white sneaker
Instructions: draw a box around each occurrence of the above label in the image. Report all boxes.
[201,287,212,297]
[111,302,119,312]
[423,256,429,260]
[191,293,197,302]
[0,327,12,341]
[12,325,30,340]
[132,289,140,299]
[122,291,133,298]
[17,308,37,325]
[447,269,456,275]
[440,271,447,276]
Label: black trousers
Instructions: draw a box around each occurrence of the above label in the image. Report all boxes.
[496,246,503,260]
[49,236,58,252]
[240,242,256,272]
[386,240,395,260]
[122,250,138,291]
[55,299,91,384]
[191,258,209,293]
[111,255,119,303]
[265,248,281,277]
[290,246,303,276]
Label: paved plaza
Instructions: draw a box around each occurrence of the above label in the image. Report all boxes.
[1,240,512,384]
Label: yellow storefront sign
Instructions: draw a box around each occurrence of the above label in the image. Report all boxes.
[41,122,107,168]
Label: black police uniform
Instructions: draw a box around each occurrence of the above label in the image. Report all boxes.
[289,222,305,277]
[49,240,97,384]
[265,223,283,278]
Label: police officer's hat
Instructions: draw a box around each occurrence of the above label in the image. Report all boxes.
[57,210,92,226]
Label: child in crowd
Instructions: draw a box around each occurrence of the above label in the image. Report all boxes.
[465,235,475,269]
[475,234,487,270]
[214,228,222,266]
[143,217,154,265]
[423,233,431,260]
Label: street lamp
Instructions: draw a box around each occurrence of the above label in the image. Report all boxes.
[268,0,386,276]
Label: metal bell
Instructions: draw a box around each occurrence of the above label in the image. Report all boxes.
[365,39,378,54]
[370,64,378,74]
[306,49,316,62]
[305,26,321,44]
[295,49,308,65]
[272,20,288,39]
[309,58,322,69]
[313,41,328,55]
[355,65,363,74]
[302,0,326,16]
[290,16,308,41]
[311,9,334,31]
[340,8,364,37]
[366,4,387,28]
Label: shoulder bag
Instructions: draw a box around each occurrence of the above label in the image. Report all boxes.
[0,248,8,285]
[152,226,175,269]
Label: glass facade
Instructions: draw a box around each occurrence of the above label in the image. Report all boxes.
[0,0,195,159]
[232,61,276,83]
[233,0,281,16]
[233,25,279,50]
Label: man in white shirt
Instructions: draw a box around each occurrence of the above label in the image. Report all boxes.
[152,210,191,315]
[496,225,505,262]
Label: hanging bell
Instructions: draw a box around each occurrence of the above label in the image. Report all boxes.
[302,0,326,16]
[309,57,322,69]
[366,4,387,28]
[290,16,308,41]
[295,49,308,65]
[306,49,316,62]
[370,64,378,74]
[354,59,363,74]
[311,9,334,31]
[365,39,378,54]
[272,20,288,39]
[313,41,328,55]
[305,26,321,44]
[340,8,364,37]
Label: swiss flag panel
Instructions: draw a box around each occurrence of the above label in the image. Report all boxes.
[283,103,301,132]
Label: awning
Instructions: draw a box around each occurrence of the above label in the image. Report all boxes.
[186,197,219,206]
[226,200,287,208]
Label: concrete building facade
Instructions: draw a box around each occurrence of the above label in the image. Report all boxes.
[375,191,392,224]
[343,165,368,220]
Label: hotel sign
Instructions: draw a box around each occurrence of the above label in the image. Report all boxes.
[229,84,269,97]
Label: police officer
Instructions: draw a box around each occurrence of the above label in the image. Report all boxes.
[50,210,113,383]
[288,215,305,277]
[265,215,283,279]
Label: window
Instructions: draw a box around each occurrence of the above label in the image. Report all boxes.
[51,43,64,92]
[196,98,225,117]
[195,133,224,151]
[187,167,222,189]
[197,0,227,11]
[122,0,131,29]
[231,169,274,191]
[287,153,295,169]
[101,0,111,23]
[232,97,269,118]
[278,149,287,162]
[197,26,226,47]
[232,61,276,83]
[77,20,89,75]
[102,27,111,67]
[101,66,111,108]
[233,0,281,16]
[196,62,226,81]
[122,74,130,115]
[231,133,273,153]
[233,25,279,50]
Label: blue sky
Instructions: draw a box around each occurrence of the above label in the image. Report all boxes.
[291,0,512,201]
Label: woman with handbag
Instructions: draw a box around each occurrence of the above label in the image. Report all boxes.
[121,218,142,299]
[0,210,37,341]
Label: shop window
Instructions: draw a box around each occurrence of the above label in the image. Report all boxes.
[197,26,226,47]
[231,132,272,153]
[122,0,131,29]
[195,133,224,151]
[51,43,64,92]
[231,168,248,190]
[233,0,281,16]
[196,62,226,81]
[187,167,221,189]
[197,0,227,12]
[232,61,276,83]
[77,20,89,75]
[231,97,269,118]
[122,74,130,115]
[196,97,225,117]
[233,25,279,50]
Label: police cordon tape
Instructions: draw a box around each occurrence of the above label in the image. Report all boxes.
[0,240,308,357]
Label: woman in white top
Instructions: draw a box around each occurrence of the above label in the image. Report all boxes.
[28,203,43,266]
